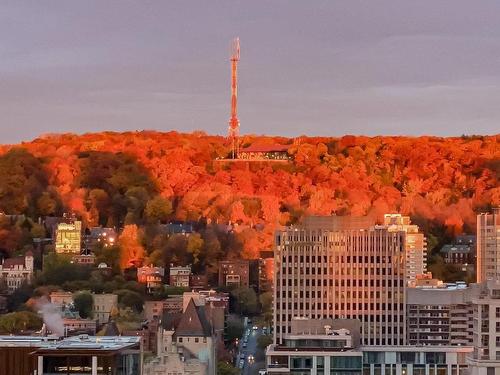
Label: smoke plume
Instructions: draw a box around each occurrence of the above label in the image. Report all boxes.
[35,296,65,337]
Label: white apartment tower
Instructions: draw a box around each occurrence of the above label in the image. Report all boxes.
[274,216,407,346]
[477,208,500,283]
[383,214,427,282]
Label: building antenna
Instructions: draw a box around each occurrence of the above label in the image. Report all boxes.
[228,37,240,159]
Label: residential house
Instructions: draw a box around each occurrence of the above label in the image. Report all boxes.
[0,251,34,292]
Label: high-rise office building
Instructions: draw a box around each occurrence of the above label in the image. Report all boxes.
[477,208,500,283]
[382,214,427,282]
[274,216,407,346]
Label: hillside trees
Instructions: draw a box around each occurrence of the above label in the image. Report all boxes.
[118,224,145,270]
[0,148,59,217]
[0,132,496,262]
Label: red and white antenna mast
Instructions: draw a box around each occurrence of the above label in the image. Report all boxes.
[228,37,240,159]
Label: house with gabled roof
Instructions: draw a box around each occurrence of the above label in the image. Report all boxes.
[144,298,217,375]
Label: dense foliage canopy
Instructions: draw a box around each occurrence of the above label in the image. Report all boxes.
[0,132,497,259]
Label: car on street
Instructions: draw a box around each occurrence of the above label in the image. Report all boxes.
[238,359,244,369]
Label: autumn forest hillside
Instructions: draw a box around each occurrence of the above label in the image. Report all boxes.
[0,131,498,259]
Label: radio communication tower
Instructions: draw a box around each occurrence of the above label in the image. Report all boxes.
[228,37,240,159]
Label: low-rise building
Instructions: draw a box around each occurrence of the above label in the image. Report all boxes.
[408,272,444,288]
[169,265,191,287]
[71,253,96,265]
[266,317,473,375]
[161,222,195,236]
[218,259,249,287]
[92,293,118,325]
[0,251,34,292]
[123,324,157,353]
[440,244,474,265]
[138,265,165,292]
[164,296,184,313]
[61,309,97,336]
[238,143,290,161]
[0,335,142,375]
[86,227,117,249]
[190,274,209,290]
[49,291,74,308]
[144,300,168,322]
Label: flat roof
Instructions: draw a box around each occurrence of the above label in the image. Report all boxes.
[0,335,140,352]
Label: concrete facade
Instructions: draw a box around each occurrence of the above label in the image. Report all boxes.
[92,293,118,325]
[274,217,407,346]
[477,208,500,283]
[382,214,427,282]
[0,252,34,292]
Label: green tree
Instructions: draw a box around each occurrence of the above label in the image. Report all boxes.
[0,148,49,216]
[125,187,150,224]
[225,317,244,342]
[30,222,46,238]
[217,361,240,375]
[165,286,189,295]
[257,334,273,350]
[163,234,188,266]
[0,311,43,334]
[144,196,172,223]
[36,253,92,286]
[88,188,110,226]
[231,287,258,315]
[428,254,466,282]
[73,291,94,318]
[116,289,144,312]
[36,192,57,216]
[7,284,34,311]
[187,233,204,265]
[93,244,121,273]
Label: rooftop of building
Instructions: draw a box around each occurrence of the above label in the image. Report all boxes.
[0,335,140,351]
[89,227,116,236]
[299,215,376,231]
[161,298,212,337]
[240,143,290,153]
[440,244,473,253]
[454,234,476,244]
[0,255,29,269]
[160,221,195,234]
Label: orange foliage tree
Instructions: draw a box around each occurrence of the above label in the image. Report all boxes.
[118,224,145,269]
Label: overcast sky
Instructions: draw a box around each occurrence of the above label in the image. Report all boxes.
[1,1,500,143]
